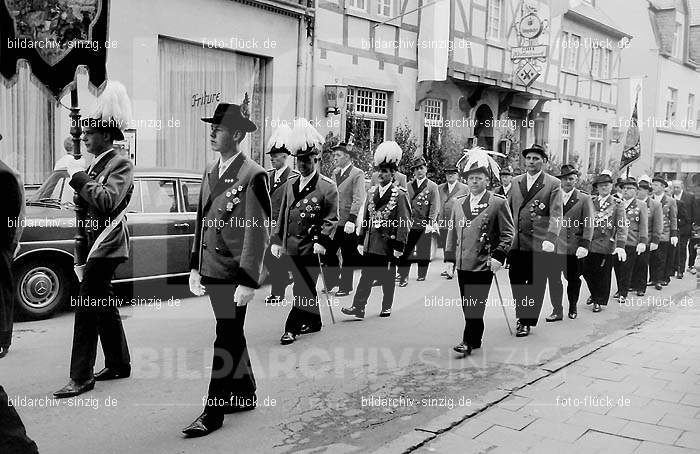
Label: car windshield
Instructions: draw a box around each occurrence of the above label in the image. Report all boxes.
[29,170,74,204]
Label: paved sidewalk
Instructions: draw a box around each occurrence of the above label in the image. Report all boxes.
[412,290,700,454]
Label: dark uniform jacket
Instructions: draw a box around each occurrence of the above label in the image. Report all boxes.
[639,197,663,245]
[589,194,628,254]
[445,191,514,271]
[507,172,563,252]
[0,160,23,254]
[334,165,366,227]
[268,166,298,222]
[69,150,133,260]
[359,183,411,255]
[273,171,339,256]
[622,198,648,247]
[437,181,468,224]
[674,191,695,237]
[555,189,594,255]
[654,194,678,241]
[407,178,440,230]
[190,152,271,288]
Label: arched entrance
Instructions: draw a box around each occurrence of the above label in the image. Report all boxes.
[474,104,494,149]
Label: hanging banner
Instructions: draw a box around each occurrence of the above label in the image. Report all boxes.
[0,0,110,98]
[417,0,450,82]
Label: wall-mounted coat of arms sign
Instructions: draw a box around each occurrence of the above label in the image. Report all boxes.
[0,0,110,97]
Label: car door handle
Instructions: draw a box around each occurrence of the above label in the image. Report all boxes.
[174,223,190,229]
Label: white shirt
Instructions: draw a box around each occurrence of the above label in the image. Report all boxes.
[55,153,86,171]
[502,183,512,195]
[623,197,635,209]
[674,191,683,200]
[470,190,486,208]
[599,194,611,206]
[274,164,288,183]
[526,171,542,191]
[378,182,392,198]
[88,148,114,174]
[416,177,426,188]
[653,193,664,201]
[562,189,574,206]
[639,196,648,204]
[218,153,239,178]
[447,182,456,194]
[299,170,317,192]
[339,163,352,176]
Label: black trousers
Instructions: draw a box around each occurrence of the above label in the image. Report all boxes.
[398,229,431,279]
[674,234,690,273]
[456,270,493,348]
[631,250,650,291]
[0,386,39,454]
[200,277,256,415]
[689,238,699,269]
[549,254,583,315]
[0,250,14,348]
[583,253,613,305]
[508,250,552,326]
[69,258,130,381]
[665,243,677,279]
[613,245,638,298]
[325,228,359,292]
[352,253,397,311]
[650,242,670,284]
[264,248,291,297]
[285,254,322,334]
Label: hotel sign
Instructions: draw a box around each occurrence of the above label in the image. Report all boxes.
[511,45,548,61]
[511,4,548,88]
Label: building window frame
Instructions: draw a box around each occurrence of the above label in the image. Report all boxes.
[346,0,368,13]
[423,98,444,155]
[600,48,611,79]
[487,0,503,40]
[666,87,678,122]
[567,34,581,71]
[561,119,573,164]
[587,123,605,174]
[687,93,695,128]
[591,47,601,78]
[346,86,389,148]
[376,0,392,17]
[671,21,683,59]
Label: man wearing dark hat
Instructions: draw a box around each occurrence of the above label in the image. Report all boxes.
[341,140,410,319]
[183,96,271,437]
[495,165,514,196]
[671,180,695,279]
[273,121,338,346]
[507,144,563,337]
[397,156,440,286]
[613,178,648,302]
[583,171,628,313]
[650,176,678,286]
[631,175,662,295]
[548,164,593,320]
[264,126,298,305]
[324,142,366,296]
[444,152,514,355]
[55,81,134,399]
[437,164,468,279]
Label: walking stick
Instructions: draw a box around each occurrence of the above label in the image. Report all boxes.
[316,253,336,324]
[493,273,513,336]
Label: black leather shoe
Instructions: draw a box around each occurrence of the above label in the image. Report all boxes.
[661,280,669,286]
[395,274,402,282]
[94,366,131,381]
[335,290,351,297]
[440,271,449,277]
[265,295,281,305]
[647,281,655,287]
[445,273,454,280]
[613,292,621,299]
[341,306,365,319]
[0,345,8,358]
[568,312,577,319]
[586,297,593,305]
[53,379,95,399]
[280,332,296,345]
[636,290,645,296]
[416,276,426,281]
[677,273,684,279]
[299,324,321,335]
[453,342,472,355]
[223,394,257,414]
[182,411,223,437]
[545,313,563,322]
[592,303,602,313]
[398,277,408,287]
[379,309,392,317]
[654,283,663,290]
[515,324,530,337]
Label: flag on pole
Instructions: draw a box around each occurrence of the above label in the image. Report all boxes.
[620,85,641,170]
[417,0,450,82]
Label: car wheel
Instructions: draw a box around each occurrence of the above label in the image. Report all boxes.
[14,258,72,320]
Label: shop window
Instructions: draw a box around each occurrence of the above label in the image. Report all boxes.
[587,123,605,173]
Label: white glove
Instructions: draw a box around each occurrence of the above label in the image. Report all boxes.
[489,258,503,273]
[393,249,402,258]
[575,247,588,259]
[671,236,678,247]
[542,241,555,253]
[313,243,326,255]
[65,158,86,177]
[636,243,647,255]
[649,242,658,251]
[271,244,283,258]
[344,221,356,234]
[189,269,206,296]
[234,285,255,307]
[357,245,364,255]
[614,247,627,262]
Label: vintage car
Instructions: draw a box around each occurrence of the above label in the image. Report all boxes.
[14,168,202,320]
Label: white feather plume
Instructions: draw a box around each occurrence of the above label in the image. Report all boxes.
[638,174,651,184]
[374,141,402,166]
[601,169,613,177]
[267,123,294,152]
[288,117,324,153]
[87,81,132,130]
[456,146,504,180]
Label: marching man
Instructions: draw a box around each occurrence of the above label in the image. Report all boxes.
[631,175,663,295]
[341,141,411,319]
[650,176,678,287]
[445,148,514,355]
[437,163,468,280]
[272,119,339,345]
[613,177,648,302]
[184,96,271,437]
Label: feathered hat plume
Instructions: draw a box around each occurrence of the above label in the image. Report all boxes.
[288,118,324,155]
[373,141,402,167]
[456,146,505,180]
[86,81,132,131]
[267,123,294,154]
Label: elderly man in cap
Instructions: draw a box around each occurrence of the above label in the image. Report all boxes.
[264,124,298,305]
[437,163,468,279]
[273,119,338,346]
[445,148,514,355]
[507,144,562,337]
[650,176,678,287]
[548,164,593,320]
[613,177,648,303]
[583,171,628,313]
[671,180,695,279]
[397,156,440,286]
[183,95,271,437]
[55,82,134,399]
[631,175,662,295]
[341,141,410,319]
[324,142,366,296]
[495,165,514,196]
